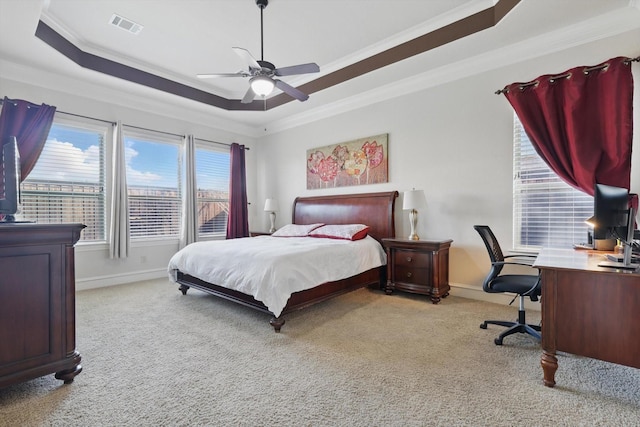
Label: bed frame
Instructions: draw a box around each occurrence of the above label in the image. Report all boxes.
[176,191,398,332]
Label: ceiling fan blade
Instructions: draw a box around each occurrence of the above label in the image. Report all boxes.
[274,63,320,77]
[197,72,250,79]
[275,80,309,102]
[232,47,262,70]
[240,87,257,104]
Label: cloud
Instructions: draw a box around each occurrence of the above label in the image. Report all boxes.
[124,145,162,186]
[28,139,100,183]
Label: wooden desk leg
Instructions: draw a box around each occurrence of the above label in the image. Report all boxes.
[541,350,558,387]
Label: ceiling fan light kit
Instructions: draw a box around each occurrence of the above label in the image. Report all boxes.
[250,75,275,96]
[197,0,320,105]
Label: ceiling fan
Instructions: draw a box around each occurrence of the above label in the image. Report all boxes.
[197,0,320,104]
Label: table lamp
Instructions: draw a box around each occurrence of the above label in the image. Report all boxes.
[403,189,426,240]
[264,198,279,233]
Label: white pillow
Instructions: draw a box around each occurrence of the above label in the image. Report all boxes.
[271,223,324,237]
[308,224,370,241]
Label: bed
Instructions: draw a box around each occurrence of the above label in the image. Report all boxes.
[169,191,398,331]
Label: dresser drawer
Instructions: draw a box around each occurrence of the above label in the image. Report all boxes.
[393,250,432,268]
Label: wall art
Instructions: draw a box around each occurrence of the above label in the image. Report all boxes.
[306,133,388,189]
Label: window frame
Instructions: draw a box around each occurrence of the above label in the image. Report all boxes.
[194,141,230,240]
[122,128,183,241]
[19,115,109,244]
[512,114,594,251]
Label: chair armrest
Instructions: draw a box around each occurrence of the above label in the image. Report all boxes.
[492,260,538,268]
[503,254,537,266]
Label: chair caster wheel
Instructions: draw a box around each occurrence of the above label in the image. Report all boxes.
[494,338,503,346]
[480,323,487,329]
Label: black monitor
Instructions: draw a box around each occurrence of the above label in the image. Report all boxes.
[0,136,21,222]
[592,183,637,270]
[593,183,629,240]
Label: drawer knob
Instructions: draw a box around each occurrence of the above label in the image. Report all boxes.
[406,257,412,262]
[406,272,412,278]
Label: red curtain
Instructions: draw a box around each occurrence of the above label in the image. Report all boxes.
[226,143,249,239]
[0,97,57,182]
[502,56,634,196]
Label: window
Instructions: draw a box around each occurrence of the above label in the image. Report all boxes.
[512,115,593,250]
[20,119,107,242]
[195,143,230,238]
[124,130,181,239]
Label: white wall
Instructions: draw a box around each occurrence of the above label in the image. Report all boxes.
[1,27,639,302]
[254,28,640,301]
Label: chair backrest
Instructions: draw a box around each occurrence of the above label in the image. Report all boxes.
[474,225,505,276]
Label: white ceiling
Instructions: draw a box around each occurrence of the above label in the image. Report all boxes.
[1,0,639,136]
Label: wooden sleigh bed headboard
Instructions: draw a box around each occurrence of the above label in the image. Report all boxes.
[292,191,398,242]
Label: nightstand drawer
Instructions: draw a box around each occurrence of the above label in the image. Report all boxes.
[393,266,430,285]
[393,250,432,268]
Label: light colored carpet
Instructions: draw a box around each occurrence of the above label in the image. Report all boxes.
[1,279,639,426]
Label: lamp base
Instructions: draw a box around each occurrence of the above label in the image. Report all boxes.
[408,209,419,240]
[269,211,276,233]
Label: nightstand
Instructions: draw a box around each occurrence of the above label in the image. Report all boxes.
[382,238,453,304]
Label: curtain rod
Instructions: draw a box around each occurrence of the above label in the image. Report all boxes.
[122,123,183,138]
[1,97,247,149]
[194,137,250,150]
[494,55,640,95]
[0,98,115,124]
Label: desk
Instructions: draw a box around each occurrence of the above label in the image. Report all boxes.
[534,248,640,387]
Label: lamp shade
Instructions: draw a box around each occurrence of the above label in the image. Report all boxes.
[584,216,595,228]
[250,76,275,97]
[403,189,426,210]
[264,198,278,212]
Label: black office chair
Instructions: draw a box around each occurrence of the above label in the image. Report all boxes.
[473,225,541,345]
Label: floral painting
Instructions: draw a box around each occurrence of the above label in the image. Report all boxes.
[306,134,388,189]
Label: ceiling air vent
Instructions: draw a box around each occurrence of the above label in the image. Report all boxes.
[109,14,143,35]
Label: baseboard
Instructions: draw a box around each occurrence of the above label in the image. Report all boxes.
[449,282,541,312]
[76,268,168,291]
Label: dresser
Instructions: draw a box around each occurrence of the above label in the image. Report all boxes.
[382,238,452,303]
[0,223,85,388]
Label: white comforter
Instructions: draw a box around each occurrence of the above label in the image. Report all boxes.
[167,235,387,317]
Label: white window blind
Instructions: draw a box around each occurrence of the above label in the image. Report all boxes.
[195,143,230,238]
[512,114,593,250]
[124,130,181,239]
[20,120,107,242]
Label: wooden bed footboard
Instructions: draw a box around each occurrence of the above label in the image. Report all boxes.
[177,266,385,332]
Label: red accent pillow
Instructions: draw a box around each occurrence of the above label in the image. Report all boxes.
[271,223,324,237]
[308,224,370,241]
